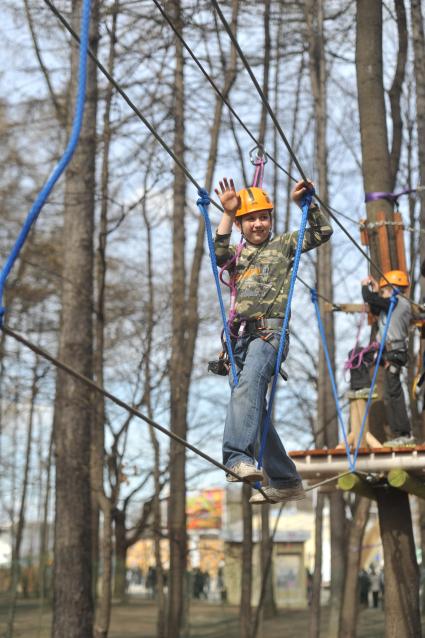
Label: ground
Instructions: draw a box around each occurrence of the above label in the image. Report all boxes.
[0,596,423,637]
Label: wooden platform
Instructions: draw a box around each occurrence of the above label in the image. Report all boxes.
[289,445,425,479]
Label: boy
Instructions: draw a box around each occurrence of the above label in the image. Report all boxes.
[361,271,413,446]
[214,177,333,504]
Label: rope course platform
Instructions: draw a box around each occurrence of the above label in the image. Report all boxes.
[290,446,425,499]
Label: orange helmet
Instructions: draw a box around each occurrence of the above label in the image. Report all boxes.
[379,270,410,288]
[235,187,273,218]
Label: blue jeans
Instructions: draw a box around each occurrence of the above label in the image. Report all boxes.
[223,333,301,488]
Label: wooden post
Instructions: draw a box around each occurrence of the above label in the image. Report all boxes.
[393,211,407,273]
[387,469,425,500]
[338,473,377,500]
[348,396,369,448]
[376,211,392,273]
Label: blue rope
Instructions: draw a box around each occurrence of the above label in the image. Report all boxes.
[196,188,238,385]
[0,0,92,326]
[257,190,313,469]
[311,288,353,469]
[351,289,398,469]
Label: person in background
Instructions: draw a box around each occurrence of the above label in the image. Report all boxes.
[361,271,413,446]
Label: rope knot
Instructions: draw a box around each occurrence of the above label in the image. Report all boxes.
[0,306,4,328]
[310,288,318,304]
[197,188,210,208]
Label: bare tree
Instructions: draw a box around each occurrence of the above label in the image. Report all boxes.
[356,2,421,636]
[52,2,99,636]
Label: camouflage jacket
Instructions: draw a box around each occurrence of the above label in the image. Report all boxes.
[214,205,333,321]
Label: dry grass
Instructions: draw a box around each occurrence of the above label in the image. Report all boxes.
[0,595,422,637]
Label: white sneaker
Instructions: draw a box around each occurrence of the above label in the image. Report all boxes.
[226,461,263,483]
[249,484,306,504]
[384,435,416,447]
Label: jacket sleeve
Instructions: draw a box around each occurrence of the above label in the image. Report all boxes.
[286,204,333,257]
[361,285,390,315]
[214,232,236,266]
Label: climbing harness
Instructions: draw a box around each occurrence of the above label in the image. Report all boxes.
[344,310,379,380]
[0,0,92,325]
[206,146,268,376]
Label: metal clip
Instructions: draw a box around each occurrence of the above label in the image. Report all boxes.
[249,145,268,166]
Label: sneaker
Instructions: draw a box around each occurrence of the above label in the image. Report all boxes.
[226,461,263,483]
[384,435,416,447]
[249,483,306,504]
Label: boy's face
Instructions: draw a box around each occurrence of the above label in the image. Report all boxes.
[235,209,272,245]
[379,285,392,298]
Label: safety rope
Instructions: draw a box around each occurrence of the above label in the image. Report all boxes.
[196,189,239,384]
[257,190,313,470]
[0,0,92,325]
[352,290,399,468]
[311,289,353,469]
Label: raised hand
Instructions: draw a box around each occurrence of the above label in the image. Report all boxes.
[215,177,240,215]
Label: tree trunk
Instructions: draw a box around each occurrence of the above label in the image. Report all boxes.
[240,483,253,638]
[142,162,166,638]
[309,492,324,638]
[6,361,41,638]
[339,497,371,638]
[113,508,128,601]
[377,488,421,637]
[93,4,119,635]
[52,2,98,636]
[166,1,188,636]
[305,2,344,634]
[410,0,425,613]
[356,0,395,272]
[356,3,421,636]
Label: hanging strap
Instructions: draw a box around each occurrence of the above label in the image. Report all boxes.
[250,145,267,188]
[311,288,353,468]
[257,189,313,470]
[196,188,238,385]
[0,0,92,326]
[351,289,399,469]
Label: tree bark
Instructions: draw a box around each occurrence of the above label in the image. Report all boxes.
[52,2,98,636]
[93,4,119,636]
[6,361,42,638]
[240,483,253,638]
[166,1,188,635]
[411,0,425,607]
[305,2,344,634]
[309,492,324,638]
[339,497,371,638]
[377,488,421,637]
[356,3,421,635]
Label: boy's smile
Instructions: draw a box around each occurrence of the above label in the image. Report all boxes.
[236,210,272,245]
